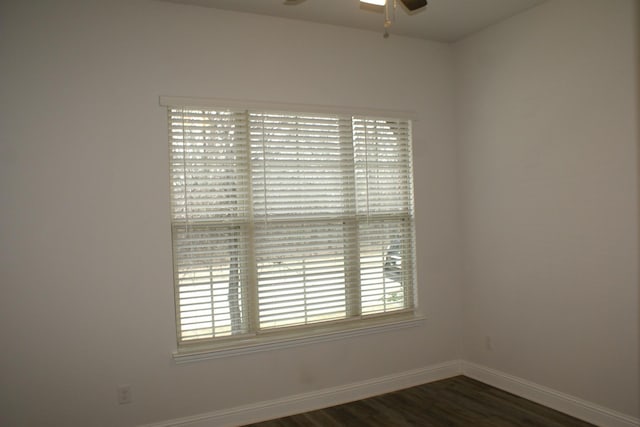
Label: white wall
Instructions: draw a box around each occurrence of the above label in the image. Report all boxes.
[2,0,638,425]
[455,0,639,418]
[0,1,461,426]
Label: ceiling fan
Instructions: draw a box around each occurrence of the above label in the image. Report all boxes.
[360,0,427,11]
[283,0,428,38]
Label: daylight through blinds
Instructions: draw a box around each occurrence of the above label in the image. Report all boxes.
[168,105,416,347]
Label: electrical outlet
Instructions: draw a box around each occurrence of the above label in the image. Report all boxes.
[117,384,132,404]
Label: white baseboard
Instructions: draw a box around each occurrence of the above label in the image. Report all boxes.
[462,361,640,427]
[140,360,463,427]
[141,360,639,427]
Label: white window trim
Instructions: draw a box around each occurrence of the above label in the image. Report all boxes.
[173,312,425,363]
[163,96,421,360]
[159,96,419,122]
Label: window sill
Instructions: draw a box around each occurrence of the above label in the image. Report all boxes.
[172,313,426,364]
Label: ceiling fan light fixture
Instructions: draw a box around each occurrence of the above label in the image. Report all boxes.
[361,0,386,6]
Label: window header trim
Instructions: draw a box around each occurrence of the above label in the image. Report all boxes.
[159,96,419,122]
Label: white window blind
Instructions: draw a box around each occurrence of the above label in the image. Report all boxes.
[167,103,417,350]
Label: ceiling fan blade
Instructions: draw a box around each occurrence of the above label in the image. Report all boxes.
[283,0,306,5]
[399,0,427,12]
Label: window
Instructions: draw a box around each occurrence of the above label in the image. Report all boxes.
[164,98,418,354]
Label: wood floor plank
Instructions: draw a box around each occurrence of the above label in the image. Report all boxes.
[243,376,595,427]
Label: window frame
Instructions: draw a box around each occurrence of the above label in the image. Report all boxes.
[161,96,424,361]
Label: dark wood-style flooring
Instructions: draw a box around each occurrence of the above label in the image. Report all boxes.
[243,376,595,427]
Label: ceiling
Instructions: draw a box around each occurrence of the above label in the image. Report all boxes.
[163,0,547,42]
